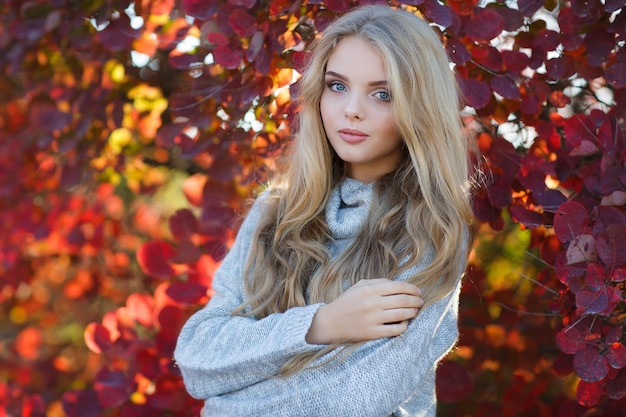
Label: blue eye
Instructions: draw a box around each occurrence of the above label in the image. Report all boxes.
[327,81,346,92]
[375,90,391,101]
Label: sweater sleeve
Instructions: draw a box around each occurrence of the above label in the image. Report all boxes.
[173,194,327,399]
[200,276,462,417]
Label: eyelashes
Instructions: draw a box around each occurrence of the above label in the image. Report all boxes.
[325,80,392,102]
[327,80,347,92]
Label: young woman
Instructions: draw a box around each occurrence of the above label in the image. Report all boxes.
[174,5,477,416]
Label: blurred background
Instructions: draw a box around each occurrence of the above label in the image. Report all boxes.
[1,0,624,416]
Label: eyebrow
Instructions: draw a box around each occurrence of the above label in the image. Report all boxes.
[325,71,388,87]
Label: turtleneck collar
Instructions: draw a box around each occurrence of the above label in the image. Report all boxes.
[325,178,373,240]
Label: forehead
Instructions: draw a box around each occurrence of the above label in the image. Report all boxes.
[326,36,386,80]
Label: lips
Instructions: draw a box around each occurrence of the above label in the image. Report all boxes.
[338,128,369,143]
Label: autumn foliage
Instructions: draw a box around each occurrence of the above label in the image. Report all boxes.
[0,0,624,416]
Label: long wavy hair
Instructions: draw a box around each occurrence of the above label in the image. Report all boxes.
[233,5,478,374]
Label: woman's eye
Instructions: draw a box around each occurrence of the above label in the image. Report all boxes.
[327,81,346,92]
[375,90,391,101]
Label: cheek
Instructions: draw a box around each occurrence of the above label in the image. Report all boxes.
[380,113,396,134]
[319,96,332,127]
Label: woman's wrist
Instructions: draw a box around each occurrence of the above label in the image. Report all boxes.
[305,304,334,345]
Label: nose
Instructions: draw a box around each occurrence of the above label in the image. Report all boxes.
[344,93,363,120]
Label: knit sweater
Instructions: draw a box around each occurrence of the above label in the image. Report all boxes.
[174,178,464,417]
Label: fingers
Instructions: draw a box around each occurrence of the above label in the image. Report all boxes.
[381,293,424,310]
[376,321,410,339]
[355,278,422,297]
[381,306,419,324]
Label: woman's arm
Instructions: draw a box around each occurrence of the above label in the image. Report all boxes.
[173,196,328,399]
[201,277,462,417]
[306,278,424,344]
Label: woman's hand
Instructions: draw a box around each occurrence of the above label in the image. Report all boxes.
[305,278,424,344]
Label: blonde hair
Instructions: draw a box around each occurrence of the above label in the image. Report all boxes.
[234,5,477,374]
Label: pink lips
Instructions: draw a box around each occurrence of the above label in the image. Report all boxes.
[338,128,369,143]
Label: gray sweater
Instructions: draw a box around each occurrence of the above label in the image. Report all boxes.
[174,178,463,417]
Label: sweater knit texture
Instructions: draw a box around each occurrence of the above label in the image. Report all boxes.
[174,178,463,417]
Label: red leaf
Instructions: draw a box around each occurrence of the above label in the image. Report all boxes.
[494,6,524,31]
[29,102,72,133]
[422,1,453,28]
[546,57,566,80]
[585,263,606,291]
[490,75,520,99]
[246,31,265,61]
[228,9,257,38]
[472,45,503,72]
[165,281,208,305]
[553,352,574,376]
[607,369,626,400]
[158,305,184,330]
[448,0,478,16]
[269,0,294,17]
[458,77,491,109]
[169,209,199,242]
[472,192,504,230]
[576,289,608,314]
[571,0,597,17]
[606,61,626,89]
[585,28,615,60]
[446,38,471,65]
[171,239,202,264]
[84,323,112,354]
[549,91,571,108]
[556,328,585,354]
[436,360,474,402]
[509,205,543,228]
[611,268,626,283]
[137,241,176,279]
[574,347,609,382]
[501,50,529,72]
[466,8,504,43]
[563,114,596,148]
[156,306,185,354]
[97,13,139,52]
[325,0,350,12]
[576,380,603,406]
[517,0,543,16]
[155,123,186,148]
[597,115,624,152]
[213,45,243,69]
[520,94,541,115]
[559,7,584,34]
[606,327,623,345]
[94,368,133,409]
[553,201,589,243]
[600,286,621,315]
[207,31,229,46]
[137,0,175,16]
[15,326,43,361]
[596,224,626,267]
[149,375,188,411]
[229,0,257,8]
[168,50,204,70]
[569,140,600,156]
[126,293,155,328]
[533,29,560,52]
[62,390,102,417]
[21,394,45,417]
[182,174,208,207]
[182,0,217,20]
[606,343,626,369]
[605,0,626,13]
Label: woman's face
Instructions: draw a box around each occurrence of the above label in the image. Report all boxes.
[320,36,403,183]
